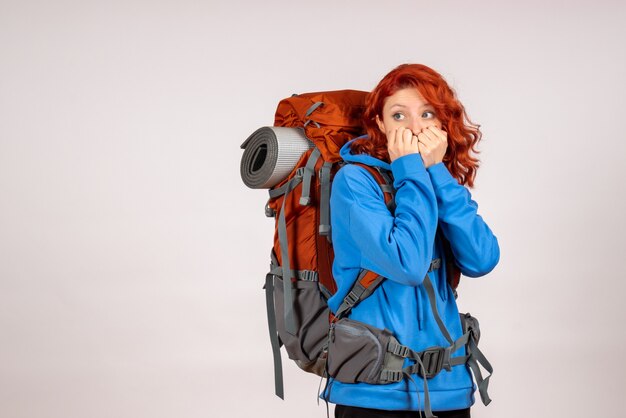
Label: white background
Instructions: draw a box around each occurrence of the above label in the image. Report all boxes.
[1,1,625,417]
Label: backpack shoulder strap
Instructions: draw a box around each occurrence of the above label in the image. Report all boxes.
[350,162,396,213]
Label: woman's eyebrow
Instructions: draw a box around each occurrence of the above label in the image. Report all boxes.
[389,103,433,110]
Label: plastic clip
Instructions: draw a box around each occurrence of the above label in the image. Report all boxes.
[419,347,445,379]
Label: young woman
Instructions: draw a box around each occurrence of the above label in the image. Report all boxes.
[324,64,500,418]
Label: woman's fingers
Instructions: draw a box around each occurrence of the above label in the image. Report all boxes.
[417,132,433,149]
[418,126,448,168]
[402,127,413,143]
[387,126,448,165]
[425,126,447,143]
[387,128,420,162]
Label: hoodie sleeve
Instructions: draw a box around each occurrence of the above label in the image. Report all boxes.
[427,162,500,277]
[330,154,438,286]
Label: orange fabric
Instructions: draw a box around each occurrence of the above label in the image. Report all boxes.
[358,270,381,289]
[274,90,368,162]
[269,91,368,297]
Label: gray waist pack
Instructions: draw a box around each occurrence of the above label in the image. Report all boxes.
[324,278,493,418]
[326,312,483,386]
[327,317,404,384]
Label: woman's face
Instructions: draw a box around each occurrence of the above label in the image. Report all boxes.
[376,87,442,137]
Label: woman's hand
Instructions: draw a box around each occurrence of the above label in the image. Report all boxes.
[387,127,420,162]
[417,126,448,168]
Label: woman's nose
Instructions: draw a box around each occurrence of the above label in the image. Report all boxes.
[409,119,436,134]
[409,119,424,134]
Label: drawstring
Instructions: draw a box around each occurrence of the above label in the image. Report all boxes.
[317,370,325,406]
[417,287,424,331]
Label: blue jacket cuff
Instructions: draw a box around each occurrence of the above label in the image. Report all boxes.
[427,162,456,187]
[390,153,427,179]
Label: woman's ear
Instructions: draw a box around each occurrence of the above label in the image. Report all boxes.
[375,115,385,133]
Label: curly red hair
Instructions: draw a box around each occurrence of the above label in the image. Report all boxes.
[350,64,482,187]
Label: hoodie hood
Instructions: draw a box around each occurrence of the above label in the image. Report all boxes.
[340,136,391,170]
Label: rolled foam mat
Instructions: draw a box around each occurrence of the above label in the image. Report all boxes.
[240,126,314,189]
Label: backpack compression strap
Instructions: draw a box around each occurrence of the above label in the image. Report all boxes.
[270,165,307,336]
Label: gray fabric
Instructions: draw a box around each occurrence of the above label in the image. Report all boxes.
[422,275,454,345]
[264,273,284,399]
[305,101,324,118]
[441,332,470,371]
[276,174,304,335]
[300,148,320,206]
[460,312,481,343]
[467,337,492,405]
[327,318,393,384]
[269,167,306,199]
[461,314,493,406]
[269,266,318,283]
[381,342,406,383]
[333,270,384,320]
[376,167,396,214]
[273,276,330,369]
[325,307,487,417]
[297,270,319,282]
[240,126,313,189]
[428,258,442,272]
[319,161,333,238]
[404,366,436,418]
[264,200,275,218]
[268,183,288,199]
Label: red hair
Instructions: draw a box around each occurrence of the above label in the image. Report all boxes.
[351,64,482,187]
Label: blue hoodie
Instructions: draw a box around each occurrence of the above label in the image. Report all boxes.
[323,137,500,411]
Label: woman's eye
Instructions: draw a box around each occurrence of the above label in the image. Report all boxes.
[392,112,404,121]
[423,111,436,119]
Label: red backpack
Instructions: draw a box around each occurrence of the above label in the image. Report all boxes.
[241,90,462,399]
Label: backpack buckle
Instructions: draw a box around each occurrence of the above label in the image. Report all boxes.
[380,369,403,383]
[343,290,359,307]
[418,347,445,379]
[389,343,410,358]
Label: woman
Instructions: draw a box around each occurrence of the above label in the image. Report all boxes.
[324,64,500,418]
